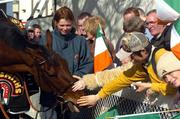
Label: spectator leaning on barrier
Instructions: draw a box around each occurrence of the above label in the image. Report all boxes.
[157,52,180,87]
[115,16,145,66]
[76,32,176,107]
[72,46,133,91]
[157,52,180,107]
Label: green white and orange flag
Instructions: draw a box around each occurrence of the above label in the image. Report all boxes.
[156,0,180,21]
[171,19,180,59]
[94,24,112,72]
[156,0,180,59]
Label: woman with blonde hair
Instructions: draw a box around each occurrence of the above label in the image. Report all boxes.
[83,16,116,69]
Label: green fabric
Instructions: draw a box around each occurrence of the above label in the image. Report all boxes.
[96,106,119,119]
[164,0,180,13]
[96,105,180,119]
[96,24,103,38]
[171,113,180,119]
[96,106,162,119]
[174,19,180,34]
[119,113,161,119]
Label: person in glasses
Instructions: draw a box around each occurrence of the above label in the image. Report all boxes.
[145,9,171,49]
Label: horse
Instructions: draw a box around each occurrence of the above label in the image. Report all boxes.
[0,12,83,118]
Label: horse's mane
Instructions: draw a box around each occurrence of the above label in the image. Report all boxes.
[0,21,27,49]
[0,20,52,60]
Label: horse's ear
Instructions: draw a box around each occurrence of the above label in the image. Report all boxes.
[0,9,11,23]
[45,29,53,52]
[0,9,24,31]
[0,9,8,21]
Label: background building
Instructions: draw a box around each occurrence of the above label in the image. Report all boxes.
[0,0,13,16]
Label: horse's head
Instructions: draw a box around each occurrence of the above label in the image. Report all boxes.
[47,52,84,104]
[26,50,84,109]
[24,46,84,105]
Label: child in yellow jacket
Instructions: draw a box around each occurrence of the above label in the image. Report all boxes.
[72,47,133,91]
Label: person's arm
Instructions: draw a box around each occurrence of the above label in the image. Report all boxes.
[98,64,147,98]
[84,62,134,90]
[72,62,133,91]
[73,37,93,77]
[132,80,176,95]
[77,64,147,107]
[151,82,176,96]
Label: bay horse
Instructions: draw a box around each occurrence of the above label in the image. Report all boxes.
[0,11,83,118]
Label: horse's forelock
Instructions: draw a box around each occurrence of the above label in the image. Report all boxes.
[0,21,28,50]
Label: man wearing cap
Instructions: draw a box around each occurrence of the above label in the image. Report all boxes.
[26,26,35,42]
[72,47,133,91]
[76,32,176,107]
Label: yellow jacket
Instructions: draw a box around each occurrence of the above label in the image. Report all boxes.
[98,48,176,99]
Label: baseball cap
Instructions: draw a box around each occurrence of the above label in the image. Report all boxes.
[157,52,180,79]
[27,26,34,32]
[121,32,149,52]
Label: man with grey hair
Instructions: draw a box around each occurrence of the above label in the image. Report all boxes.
[145,9,171,49]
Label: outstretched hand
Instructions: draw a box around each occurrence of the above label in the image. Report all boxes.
[72,79,86,92]
[77,94,100,108]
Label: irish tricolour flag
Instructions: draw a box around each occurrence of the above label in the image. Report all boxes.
[156,0,180,21]
[156,0,180,59]
[94,24,112,72]
[171,20,180,59]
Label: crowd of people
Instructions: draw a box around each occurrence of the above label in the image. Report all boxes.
[26,23,42,44]
[12,3,180,119]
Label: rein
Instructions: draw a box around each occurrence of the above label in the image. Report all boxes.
[0,103,9,119]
